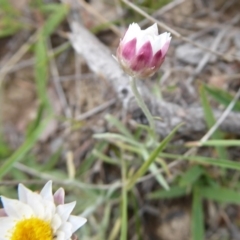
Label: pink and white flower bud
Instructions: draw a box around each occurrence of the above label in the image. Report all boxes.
[116,23,171,79]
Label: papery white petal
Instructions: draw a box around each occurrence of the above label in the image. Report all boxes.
[1,197,34,219]
[18,183,31,203]
[142,23,158,36]
[19,184,43,206]
[0,217,17,240]
[59,222,72,239]
[40,181,53,202]
[42,200,56,221]
[122,23,140,43]
[68,215,87,232]
[56,230,65,240]
[57,202,76,222]
[27,196,45,219]
[54,188,65,205]
[136,34,150,52]
[51,213,62,232]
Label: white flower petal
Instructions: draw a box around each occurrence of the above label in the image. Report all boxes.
[26,195,45,219]
[151,32,171,55]
[19,184,43,206]
[56,230,66,240]
[136,33,151,52]
[122,23,140,43]
[51,213,62,232]
[40,181,53,202]
[56,230,65,240]
[57,202,76,222]
[1,181,86,240]
[1,197,34,219]
[68,215,87,232]
[0,217,16,239]
[42,200,56,221]
[142,23,158,36]
[18,183,31,203]
[59,222,72,239]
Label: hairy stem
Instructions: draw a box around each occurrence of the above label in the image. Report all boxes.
[130,77,155,135]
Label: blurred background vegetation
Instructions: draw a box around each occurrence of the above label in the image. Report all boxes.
[1,0,240,239]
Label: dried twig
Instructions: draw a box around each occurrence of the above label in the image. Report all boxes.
[48,40,72,118]
[200,87,240,144]
[139,0,187,27]
[186,15,240,87]
[0,31,38,86]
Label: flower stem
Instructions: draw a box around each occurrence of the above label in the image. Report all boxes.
[130,77,155,135]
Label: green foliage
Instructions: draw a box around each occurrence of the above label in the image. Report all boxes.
[126,123,181,190]
[200,85,228,159]
[2,1,240,239]
[179,165,204,187]
[204,84,240,111]
[148,186,188,199]
[0,116,50,179]
[94,115,173,190]
[0,0,23,37]
[192,187,204,240]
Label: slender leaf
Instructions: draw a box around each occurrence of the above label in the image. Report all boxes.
[94,133,142,148]
[105,114,133,139]
[200,187,240,204]
[200,85,227,159]
[192,187,204,240]
[41,4,69,38]
[194,140,240,147]
[120,154,128,240]
[148,186,187,199]
[204,84,240,111]
[160,152,240,170]
[0,117,51,179]
[126,124,182,190]
[34,36,49,106]
[179,165,204,187]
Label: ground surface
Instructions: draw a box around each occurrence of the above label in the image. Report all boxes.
[1,0,240,239]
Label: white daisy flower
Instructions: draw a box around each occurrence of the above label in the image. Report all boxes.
[0,181,87,240]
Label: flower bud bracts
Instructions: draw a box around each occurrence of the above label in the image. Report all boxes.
[117,23,171,79]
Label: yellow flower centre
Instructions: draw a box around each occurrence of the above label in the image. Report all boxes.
[10,217,53,240]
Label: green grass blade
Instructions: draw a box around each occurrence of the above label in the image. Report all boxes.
[179,165,204,187]
[34,35,49,106]
[195,140,240,147]
[200,85,227,159]
[105,114,133,139]
[192,187,204,240]
[41,147,62,171]
[204,84,240,111]
[41,4,69,38]
[148,186,187,199]
[200,187,240,204]
[93,149,119,165]
[159,152,240,170]
[94,133,143,148]
[0,117,51,179]
[126,124,181,190]
[120,154,128,240]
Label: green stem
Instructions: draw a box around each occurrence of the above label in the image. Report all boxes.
[130,77,155,134]
[120,152,127,240]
